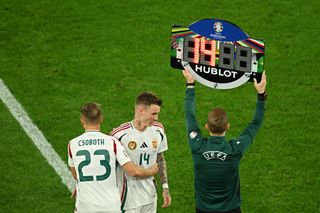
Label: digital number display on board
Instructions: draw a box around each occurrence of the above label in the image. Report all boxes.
[170,19,265,89]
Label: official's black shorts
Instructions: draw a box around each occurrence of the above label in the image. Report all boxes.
[196,207,241,213]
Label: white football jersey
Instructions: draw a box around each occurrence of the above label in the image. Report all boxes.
[111,121,168,210]
[68,130,131,212]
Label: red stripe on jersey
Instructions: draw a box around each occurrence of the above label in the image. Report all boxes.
[111,123,131,136]
[152,121,164,129]
[68,143,72,158]
[121,175,127,202]
[113,139,117,155]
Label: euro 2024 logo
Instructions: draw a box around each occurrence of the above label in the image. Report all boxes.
[214,21,223,33]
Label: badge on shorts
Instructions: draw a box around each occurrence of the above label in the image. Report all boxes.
[128,141,137,150]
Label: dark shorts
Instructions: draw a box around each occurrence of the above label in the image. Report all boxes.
[196,207,241,213]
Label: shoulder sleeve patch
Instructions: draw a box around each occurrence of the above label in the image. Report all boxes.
[189,131,198,139]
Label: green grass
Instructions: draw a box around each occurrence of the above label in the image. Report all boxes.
[0,102,74,212]
[1,0,320,212]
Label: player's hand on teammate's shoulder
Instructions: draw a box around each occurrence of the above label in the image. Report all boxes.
[253,71,267,94]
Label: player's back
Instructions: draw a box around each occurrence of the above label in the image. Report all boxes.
[68,130,122,212]
[191,137,242,211]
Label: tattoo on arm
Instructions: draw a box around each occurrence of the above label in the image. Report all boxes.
[157,153,168,184]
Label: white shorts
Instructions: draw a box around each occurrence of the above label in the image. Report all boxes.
[75,209,120,213]
[75,211,120,213]
[123,201,157,213]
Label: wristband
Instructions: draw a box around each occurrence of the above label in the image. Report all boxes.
[186,82,195,86]
[162,183,169,189]
[258,92,267,101]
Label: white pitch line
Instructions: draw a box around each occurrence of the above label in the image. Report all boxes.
[0,78,74,192]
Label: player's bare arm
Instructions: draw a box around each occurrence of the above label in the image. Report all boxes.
[157,153,168,186]
[69,166,77,198]
[122,161,158,177]
[157,152,172,208]
[69,166,77,180]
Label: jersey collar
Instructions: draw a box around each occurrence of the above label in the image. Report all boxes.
[208,136,226,143]
[85,130,100,132]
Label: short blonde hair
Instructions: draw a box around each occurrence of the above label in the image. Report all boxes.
[81,102,102,124]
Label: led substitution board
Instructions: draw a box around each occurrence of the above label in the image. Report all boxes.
[170,19,265,89]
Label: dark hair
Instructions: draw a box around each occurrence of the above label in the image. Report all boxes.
[136,92,162,107]
[207,108,228,134]
[81,102,102,124]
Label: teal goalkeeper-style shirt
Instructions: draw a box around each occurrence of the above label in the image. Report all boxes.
[185,87,266,212]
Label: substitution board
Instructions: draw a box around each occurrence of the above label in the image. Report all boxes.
[170,18,265,89]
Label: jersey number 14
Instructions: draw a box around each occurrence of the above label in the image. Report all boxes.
[139,153,150,165]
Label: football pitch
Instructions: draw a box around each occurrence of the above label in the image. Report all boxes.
[0,0,319,212]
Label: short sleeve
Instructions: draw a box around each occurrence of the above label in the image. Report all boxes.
[158,129,168,153]
[113,138,132,166]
